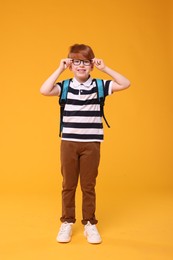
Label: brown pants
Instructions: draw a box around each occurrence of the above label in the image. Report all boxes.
[60,140,100,225]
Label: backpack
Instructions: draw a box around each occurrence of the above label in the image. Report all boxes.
[59,78,110,137]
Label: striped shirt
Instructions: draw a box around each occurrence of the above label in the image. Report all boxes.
[57,77,113,142]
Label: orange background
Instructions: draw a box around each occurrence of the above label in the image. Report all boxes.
[0,0,173,259]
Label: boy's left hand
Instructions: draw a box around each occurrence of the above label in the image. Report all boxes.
[92,58,106,71]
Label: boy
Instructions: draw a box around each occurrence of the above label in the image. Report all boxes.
[40,44,130,244]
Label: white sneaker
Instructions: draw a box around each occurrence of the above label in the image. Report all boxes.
[56,222,73,243]
[84,221,102,244]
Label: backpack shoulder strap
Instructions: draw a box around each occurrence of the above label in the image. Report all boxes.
[59,79,72,136]
[59,79,71,103]
[94,78,110,128]
[95,78,104,100]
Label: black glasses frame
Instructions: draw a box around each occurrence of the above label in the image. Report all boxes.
[71,59,92,66]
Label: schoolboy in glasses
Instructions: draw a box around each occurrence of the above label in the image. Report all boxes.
[40,44,130,244]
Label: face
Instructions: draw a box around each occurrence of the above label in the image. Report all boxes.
[69,56,94,83]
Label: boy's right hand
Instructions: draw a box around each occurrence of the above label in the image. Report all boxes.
[59,58,72,70]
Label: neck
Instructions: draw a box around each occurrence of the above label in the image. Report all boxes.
[75,75,90,83]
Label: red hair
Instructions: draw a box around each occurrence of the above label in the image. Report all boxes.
[68,44,95,60]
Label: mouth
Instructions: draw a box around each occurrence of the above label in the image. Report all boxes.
[77,69,86,72]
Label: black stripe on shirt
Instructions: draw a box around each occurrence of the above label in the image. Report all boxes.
[62,133,104,140]
[66,98,99,106]
[77,86,98,95]
[63,122,103,129]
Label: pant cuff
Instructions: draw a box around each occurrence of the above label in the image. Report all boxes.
[60,217,76,223]
[81,219,98,225]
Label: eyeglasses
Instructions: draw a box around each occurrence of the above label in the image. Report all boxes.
[71,59,92,66]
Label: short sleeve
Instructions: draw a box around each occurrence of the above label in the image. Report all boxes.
[103,80,113,96]
[56,82,62,96]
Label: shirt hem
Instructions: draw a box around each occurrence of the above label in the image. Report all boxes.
[61,138,103,143]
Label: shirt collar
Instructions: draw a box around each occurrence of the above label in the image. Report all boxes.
[72,76,93,87]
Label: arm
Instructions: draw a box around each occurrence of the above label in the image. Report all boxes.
[40,58,72,96]
[93,58,130,92]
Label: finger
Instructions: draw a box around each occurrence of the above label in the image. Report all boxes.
[96,60,101,66]
[66,58,72,65]
[92,58,98,64]
[63,59,71,67]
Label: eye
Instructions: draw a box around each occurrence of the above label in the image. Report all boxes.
[84,60,91,65]
[73,60,80,65]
